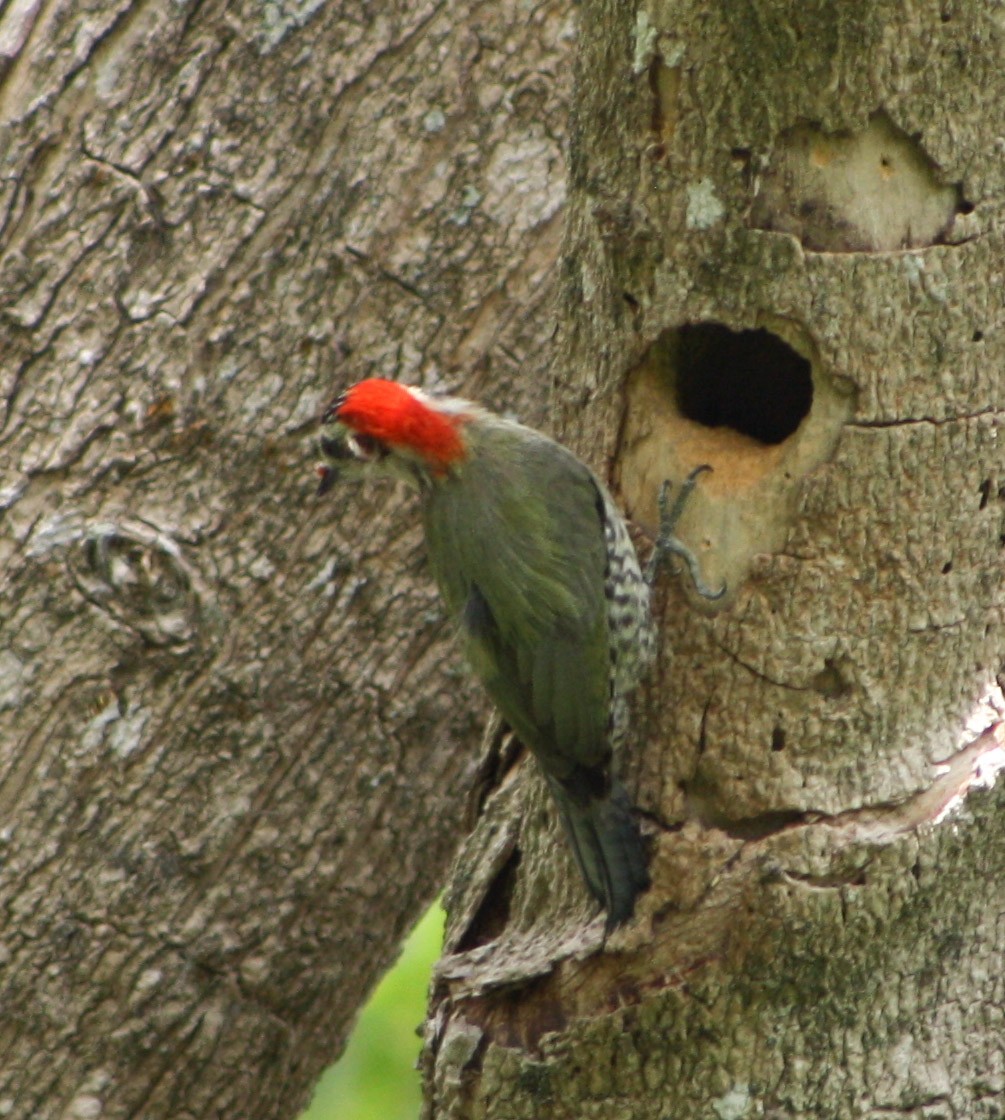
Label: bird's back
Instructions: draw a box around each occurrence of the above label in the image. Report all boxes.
[421,417,613,780]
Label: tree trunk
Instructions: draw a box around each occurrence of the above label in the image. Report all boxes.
[425,2,1005,1117]
[0,0,571,1116]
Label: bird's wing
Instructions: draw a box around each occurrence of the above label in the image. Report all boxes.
[423,423,612,778]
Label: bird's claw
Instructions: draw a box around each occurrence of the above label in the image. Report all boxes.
[646,465,726,600]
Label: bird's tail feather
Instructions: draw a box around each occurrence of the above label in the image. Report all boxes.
[547,775,650,931]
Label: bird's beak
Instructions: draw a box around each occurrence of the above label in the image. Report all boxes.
[315,462,338,496]
[315,426,353,495]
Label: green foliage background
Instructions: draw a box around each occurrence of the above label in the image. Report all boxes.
[300,903,444,1120]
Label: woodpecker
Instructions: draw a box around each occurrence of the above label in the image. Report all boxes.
[317,378,720,930]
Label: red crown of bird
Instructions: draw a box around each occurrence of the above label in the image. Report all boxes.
[327,379,468,471]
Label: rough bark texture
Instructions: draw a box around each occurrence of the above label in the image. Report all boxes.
[425,2,1005,1118]
[0,0,571,1116]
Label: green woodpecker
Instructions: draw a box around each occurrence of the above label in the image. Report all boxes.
[318,378,718,930]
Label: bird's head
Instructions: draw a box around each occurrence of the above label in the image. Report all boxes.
[317,379,471,493]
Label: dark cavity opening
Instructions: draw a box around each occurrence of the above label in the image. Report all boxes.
[675,323,812,445]
[455,849,520,952]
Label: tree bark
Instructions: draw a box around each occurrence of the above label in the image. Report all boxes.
[425,2,1005,1117]
[0,0,571,1116]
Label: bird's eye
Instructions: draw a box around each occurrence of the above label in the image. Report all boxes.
[349,432,384,461]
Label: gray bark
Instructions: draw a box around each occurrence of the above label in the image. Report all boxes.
[425,2,1005,1118]
[0,0,570,1116]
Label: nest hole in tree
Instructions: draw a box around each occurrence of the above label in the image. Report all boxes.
[617,315,853,596]
[675,323,812,445]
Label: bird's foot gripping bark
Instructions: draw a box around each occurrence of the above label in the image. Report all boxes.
[645,465,726,600]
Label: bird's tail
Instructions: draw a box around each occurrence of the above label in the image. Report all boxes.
[547,773,650,931]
